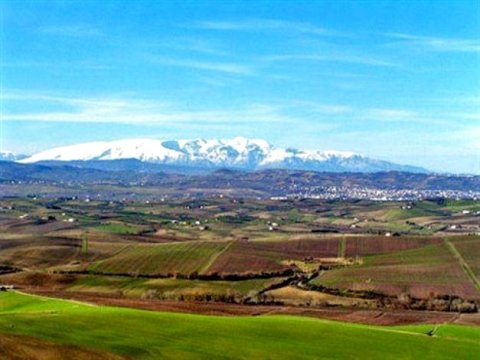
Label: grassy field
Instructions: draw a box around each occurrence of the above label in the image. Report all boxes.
[1,197,480,331]
[452,238,480,279]
[90,241,232,275]
[345,236,440,257]
[66,274,284,300]
[264,286,376,308]
[441,199,480,212]
[0,291,479,359]
[0,333,124,360]
[312,242,480,299]
[208,238,340,274]
[89,238,343,276]
[96,222,145,234]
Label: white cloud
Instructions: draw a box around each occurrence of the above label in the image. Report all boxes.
[452,112,480,120]
[449,125,480,150]
[312,104,352,114]
[280,100,352,114]
[1,91,300,125]
[261,53,396,67]
[366,108,417,120]
[148,56,254,75]
[1,60,113,71]
[39,24,102,37]
[384,33,480,53]
[142,37,229,57]
[195,19,331,36]
[163,38,229,56]
[1,91,159,111]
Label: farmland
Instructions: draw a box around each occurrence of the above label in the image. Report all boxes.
[0,196,479,358]
[450,238,480,279]
[0,291,479,359]
[66,275,284,301]
[90,241,233,275]
[312,242,480,300]
[1,197,480,303]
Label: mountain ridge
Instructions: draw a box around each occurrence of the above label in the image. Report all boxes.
[1,161,478,201]
[19,137,428,174]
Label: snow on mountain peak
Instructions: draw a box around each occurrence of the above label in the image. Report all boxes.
[20,137,359,166]
[19,137,425,173]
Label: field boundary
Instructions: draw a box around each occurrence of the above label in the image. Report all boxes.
[200,241,234,274]
[338,237,346,258]
[6,291,475,341]
[444,238,480,292]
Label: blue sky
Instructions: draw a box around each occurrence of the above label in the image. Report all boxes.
[1,0,479,173]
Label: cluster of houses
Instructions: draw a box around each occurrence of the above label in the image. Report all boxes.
[278,187,480,201]
[267,221,279,231]
[16,212,76,223]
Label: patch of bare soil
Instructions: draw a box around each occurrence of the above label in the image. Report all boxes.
[154,229,168,236]
[0,333,126,360]
[0,271,76,289]
[455,313,480,326]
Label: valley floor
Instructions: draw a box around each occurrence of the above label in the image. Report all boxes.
[1,198,480,358]
[18,288,480,326]
[1,291,479,359]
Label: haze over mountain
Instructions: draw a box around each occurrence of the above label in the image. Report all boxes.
[0,151,26,162]
[20,137,428,174]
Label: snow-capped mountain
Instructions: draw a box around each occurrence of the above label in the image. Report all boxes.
[20,137,428,173]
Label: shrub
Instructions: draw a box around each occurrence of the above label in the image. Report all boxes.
[142,289,161,300]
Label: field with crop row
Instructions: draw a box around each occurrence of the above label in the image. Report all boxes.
[89,236,457,277]
[345,236,441,257]
[90,241,232,275]
[207,238,340,274]
[453,238,480,279]
[312,241,480,300]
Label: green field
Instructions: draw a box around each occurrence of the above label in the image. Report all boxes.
[96,223,145,234]
[452,238,480,279]
[312,242,480,299]
[0,291,479,359]
[66,274,284,300]
[441,200,480,212]
[90,241,232,275]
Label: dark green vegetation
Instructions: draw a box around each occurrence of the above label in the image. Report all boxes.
[0,292,479,359]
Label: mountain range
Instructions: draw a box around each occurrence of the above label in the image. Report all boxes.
[1,161,478,201]
[18,137,428,174]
